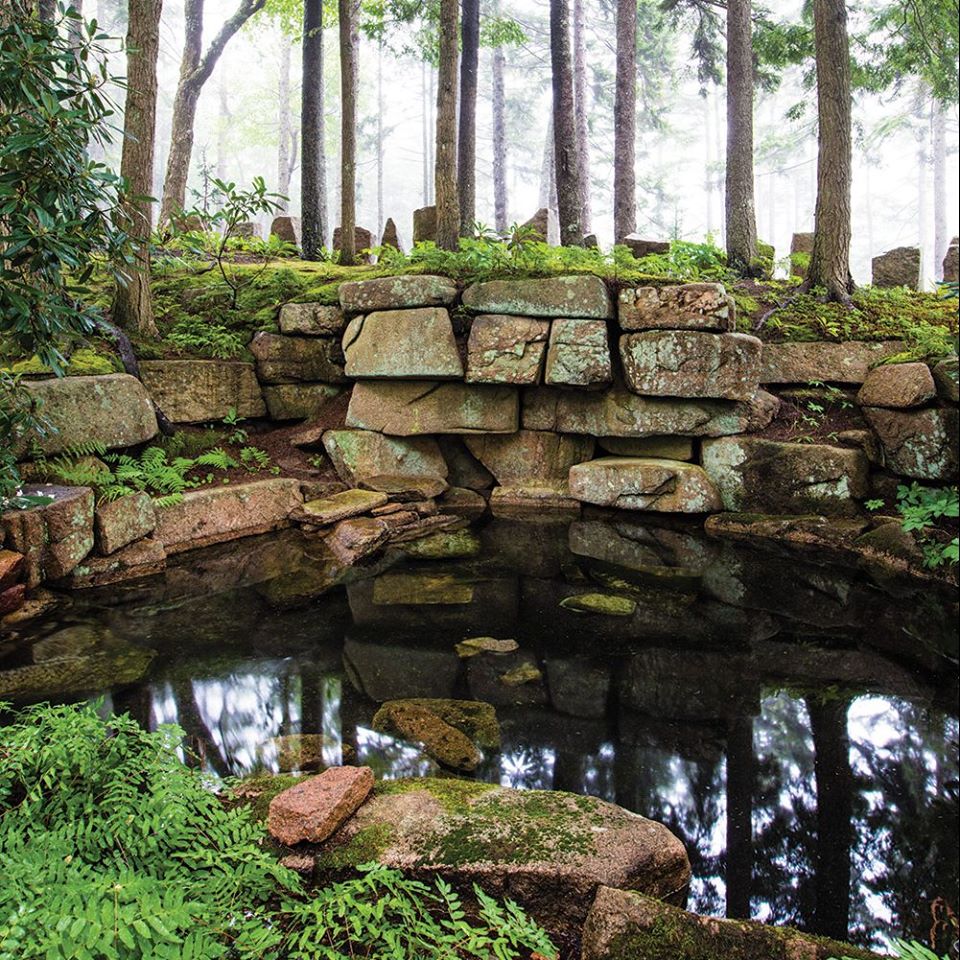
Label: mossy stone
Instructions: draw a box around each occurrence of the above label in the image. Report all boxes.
[559,593,637,616]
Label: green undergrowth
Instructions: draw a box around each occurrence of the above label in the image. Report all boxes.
[0,702,558,960]
[757,286,957,360]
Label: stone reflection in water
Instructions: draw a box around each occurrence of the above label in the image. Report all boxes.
[2,521,956,949]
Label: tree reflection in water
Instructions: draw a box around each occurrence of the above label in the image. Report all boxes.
[4,522,956,950]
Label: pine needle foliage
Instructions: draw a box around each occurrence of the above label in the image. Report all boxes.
[0,702,558,960]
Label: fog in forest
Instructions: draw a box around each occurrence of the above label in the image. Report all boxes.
[92,0,959,283]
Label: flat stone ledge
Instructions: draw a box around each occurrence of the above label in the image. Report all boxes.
[759,340,905,384]
[339,275,458,313]
[154,478,303,555]
[462,276,613,319]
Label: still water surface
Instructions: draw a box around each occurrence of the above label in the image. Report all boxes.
[2,517,957,950]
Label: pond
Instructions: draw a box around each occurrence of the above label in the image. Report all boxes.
[1,517,957,951]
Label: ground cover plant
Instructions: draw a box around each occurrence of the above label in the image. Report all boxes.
[0,701,557,960]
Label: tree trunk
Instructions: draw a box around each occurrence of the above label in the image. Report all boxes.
[572,0,591,234]
[338,0,359,264]
[112,0,162,338]
[932,99,947,281]
[38,0,56,21]
[216,68,229,180]
[704,94,714,237]
[613,0,636,242]
[160,0,266,223]
[725,0,758,274]
[457,0,479,235]
[301,0,326,258]
[492,19,508,233]
[807,697,853,942]
[808,0,853,302]
[68,0,84,45]
[435,0,460,251]
[724,716,754,920]
[422,61,431,206]
[377,41,384,238]
[276,36,292,211]
[550,0,582,246]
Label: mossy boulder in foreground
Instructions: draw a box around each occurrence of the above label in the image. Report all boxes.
[309,777,690,945]
[581,886,885,960]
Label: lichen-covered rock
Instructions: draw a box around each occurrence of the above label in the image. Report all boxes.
[569,457,722,512]
[582,887,882,960]
[863,405,959,479]
[944,237,959,283]
[339,275,458,313]
[465,314,550,384]
[597,436,694,460]
[1,485,94,586]
[293,489,388,526]
[94,492,156,555]
[18,374,158,457]
[322,430,448,486]
[523,385,779,438]
[342,308,462,379]
[620,331,761,401]
[58,537,166,588]
[701,437,870,516]
[270,215,301,245]
[268,766,374,846]
[413,205,436,243]
[465,430,594,484]
[154,478,303,554]
[544,319,613,387]
[760,340,905,384]
[618,283,733,332]
[262,383,343,420]
[932,356,959,402]
[279,302,346,336]
[345,381,518,435]
[856,361,936,408]
[313,778,690,942]
[371,701,483,771]
[325,516,390,563]
[489,484,581,518]
[250,332,346,384]
[398,528,481,559]
[872,245,920,288]
[560,593,637,616]
[140,360,266,423]
[462,276,613,319]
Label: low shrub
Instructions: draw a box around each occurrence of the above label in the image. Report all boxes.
[0,702,558,960]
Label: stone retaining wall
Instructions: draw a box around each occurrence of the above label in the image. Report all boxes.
[4,275,957,608]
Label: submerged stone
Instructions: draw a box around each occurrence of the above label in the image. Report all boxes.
[500,662,543,686]
[398,528,481,559]
[559,593,637,616]
[455,636,519,659]
[371,701,483,771]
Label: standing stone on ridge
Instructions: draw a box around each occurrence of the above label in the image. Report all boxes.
[872,246,921,289]
[943,237,959,283]
[333,225,374,261]
[583,233,598,249]
[620,331,762,401]
[465,430,595,485]
[341,308,463,379]
[618,283,734,332]
[413,205,437,243]
[619,235,669,258]
[465,315,550,384]
[462,276,613,319]
[568,457,722,513]
[270,216,301,246]
[789,232,814,278]
[234,221,260,238]
[380,217,402,251]
[339,275,458,313]
[520,207,549,241]
[544,319,613,388]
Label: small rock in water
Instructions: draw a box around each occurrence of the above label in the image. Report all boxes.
[456,636,519,658]
[560,593,637,617]
[500,662,543,686]
[268,765,374,846]
[372,701,483,772]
